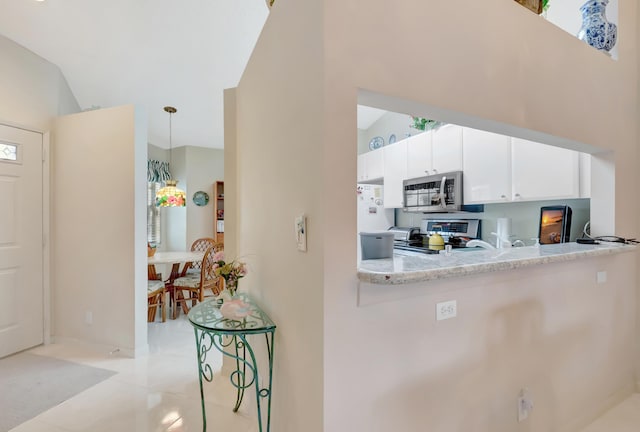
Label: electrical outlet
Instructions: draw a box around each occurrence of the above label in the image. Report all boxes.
[85,311,93,325]
[518,388,534,422]
[295,215,307,252]
[436,300,457,321]
[596,271,607,284]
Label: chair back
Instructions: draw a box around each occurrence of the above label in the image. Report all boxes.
[190,238,221,271]
[200,246,223,296]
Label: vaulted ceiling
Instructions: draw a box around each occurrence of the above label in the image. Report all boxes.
[0,0,269,149]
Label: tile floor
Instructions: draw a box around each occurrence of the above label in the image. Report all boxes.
[9,315,258,432]
[6,315,640,432]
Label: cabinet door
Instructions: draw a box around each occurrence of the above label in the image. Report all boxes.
[432,124,463,173]
[383,140,407,208]
[366,147,384,180]
[406,132,433,179]
[462,127,511,204]
[511,138,579,201]
[579,152,591,198]
[357,148,384,182]
[357,153,366,182]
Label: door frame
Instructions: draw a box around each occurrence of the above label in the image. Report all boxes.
[0,119,50,346]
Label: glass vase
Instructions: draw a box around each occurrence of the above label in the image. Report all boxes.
[577,0,617,54]
[225,278,238,298]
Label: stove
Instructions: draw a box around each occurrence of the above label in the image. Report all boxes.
[391,219,481,255]
[393,238,469,255]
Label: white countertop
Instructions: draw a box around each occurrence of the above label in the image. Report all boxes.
[358,242,636,285]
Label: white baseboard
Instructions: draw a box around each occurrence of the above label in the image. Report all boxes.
[560,382,635,432]
[50,336,148,359]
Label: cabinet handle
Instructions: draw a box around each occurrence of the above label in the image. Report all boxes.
[515,193,521,199]
[424,170,430,175]
[432,169,438,174]
[500,195,507,199]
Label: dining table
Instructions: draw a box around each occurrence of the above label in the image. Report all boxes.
[148,251,205,280]
[148,250,206,317]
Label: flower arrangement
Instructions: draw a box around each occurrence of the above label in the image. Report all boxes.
[212,251,247,297]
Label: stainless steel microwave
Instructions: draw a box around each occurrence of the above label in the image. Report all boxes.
[403,171,463,213]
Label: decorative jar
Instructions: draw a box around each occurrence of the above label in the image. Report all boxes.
[577,0,617,54]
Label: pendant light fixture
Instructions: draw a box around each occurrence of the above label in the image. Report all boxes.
[156,106,186,207]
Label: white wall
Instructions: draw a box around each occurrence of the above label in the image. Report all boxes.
[545,0,619,59]
[53,105,148,356]
[185,146,224,245]
[234,0,638,431]
[164,146,187,251]
[357,111,417,154]
[0,33,79,129]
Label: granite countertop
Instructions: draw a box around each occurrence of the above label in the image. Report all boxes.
[358,242,636,285]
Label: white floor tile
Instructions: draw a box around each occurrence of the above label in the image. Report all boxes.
[9,315,259,432]
[9,419,74,432]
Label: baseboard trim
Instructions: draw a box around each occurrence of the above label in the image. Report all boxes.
[50,336,148,359]
[560,382,635,432]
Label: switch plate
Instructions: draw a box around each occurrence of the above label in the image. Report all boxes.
[436,300,457,321]
[85,311,93,325]
[295,215,307,252]
[518,388,534,422]
[596,271,607,284]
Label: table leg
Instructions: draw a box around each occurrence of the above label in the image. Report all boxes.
[193,329,275,432]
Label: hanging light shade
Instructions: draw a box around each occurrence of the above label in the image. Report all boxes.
[156,106,186,207]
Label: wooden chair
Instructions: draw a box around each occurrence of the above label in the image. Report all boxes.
[184,238,220,274]
[147,280,166,322]
[171,246,222,319]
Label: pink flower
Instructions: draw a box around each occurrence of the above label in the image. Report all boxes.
[213,251,225,262]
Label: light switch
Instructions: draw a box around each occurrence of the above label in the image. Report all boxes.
[295,215,307,252]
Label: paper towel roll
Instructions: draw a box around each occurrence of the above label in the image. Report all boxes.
[496,218,512,248]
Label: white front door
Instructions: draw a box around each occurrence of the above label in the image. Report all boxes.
[0,124,43,358]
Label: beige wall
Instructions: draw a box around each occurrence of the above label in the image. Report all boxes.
[234,0,639,430]
[53,105,148,355]
[235,0,325,429]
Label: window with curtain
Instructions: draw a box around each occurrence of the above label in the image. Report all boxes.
[147,159,171,245]
[147,182,161,244]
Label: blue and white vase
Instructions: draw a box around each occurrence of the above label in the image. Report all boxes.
[577,0,617,54]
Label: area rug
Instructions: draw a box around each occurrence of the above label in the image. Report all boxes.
[0,352,116,432]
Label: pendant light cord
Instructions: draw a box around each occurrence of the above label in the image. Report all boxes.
[164,106,177,176]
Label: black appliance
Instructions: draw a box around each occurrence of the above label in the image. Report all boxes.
[538,205,572,244]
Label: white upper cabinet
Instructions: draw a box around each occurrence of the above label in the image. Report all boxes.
[383,140,407,208]
[431,124,463,173]
[462,127,511,204]
[406,131,432,179]
[511,138,580,201]
[357,147,384,183]
[580,152,591,198]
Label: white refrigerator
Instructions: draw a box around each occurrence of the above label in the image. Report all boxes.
[357,184,395,261]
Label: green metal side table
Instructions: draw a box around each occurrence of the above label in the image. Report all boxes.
[188,295,276,432]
